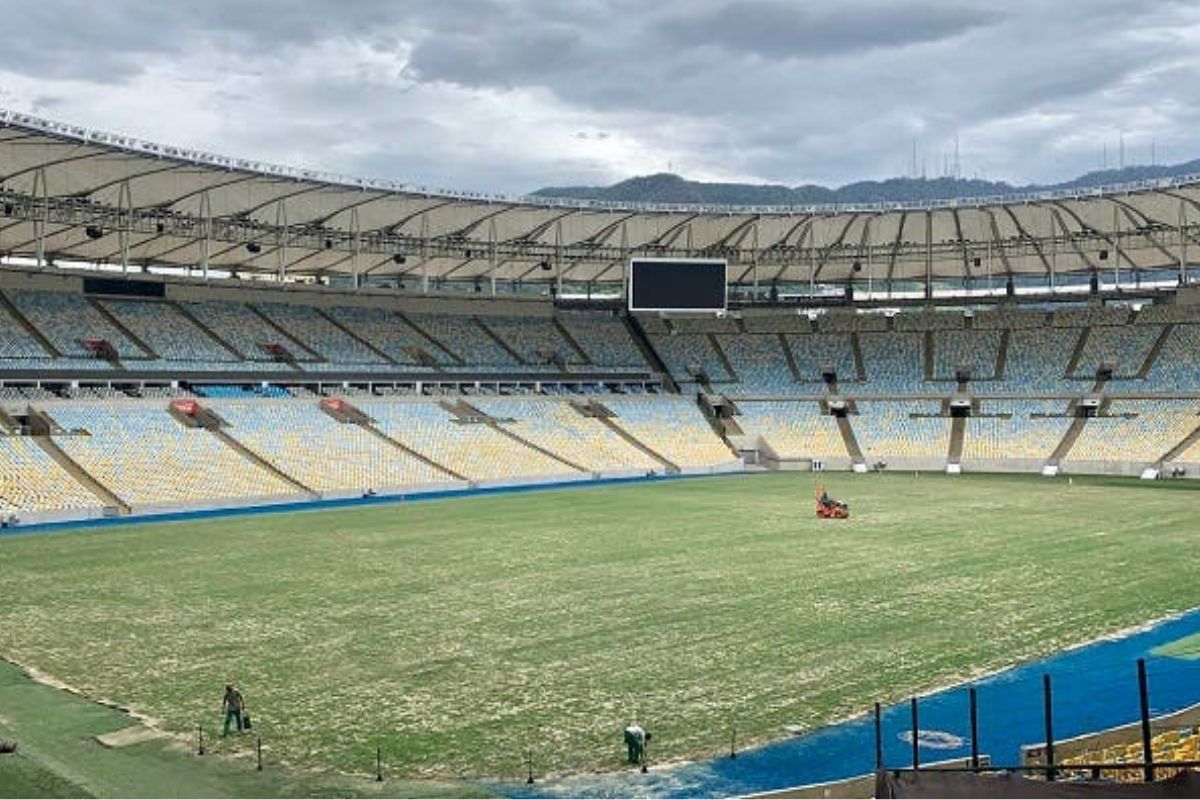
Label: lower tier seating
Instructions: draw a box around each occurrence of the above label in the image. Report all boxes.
[603,397,736,468]
[1067,400,1200,463]
[48,404,297,508]
[473,398,659,472]
[213,401,447,492]
[358,401,574,481]
[962,400,1072,461]
[0,436,100,514]
[736,401,847,460]
[854,401,948,461]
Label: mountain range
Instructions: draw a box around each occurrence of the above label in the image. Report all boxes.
[530,160,1200,206]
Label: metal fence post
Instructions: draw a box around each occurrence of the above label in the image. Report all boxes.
[874,702,883,771]
[1138,658,1154,783]
[911,697,920,770]
[969,687,979,769]
[1043,675,1055,782]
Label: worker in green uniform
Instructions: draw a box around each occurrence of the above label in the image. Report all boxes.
[222,684,246,736]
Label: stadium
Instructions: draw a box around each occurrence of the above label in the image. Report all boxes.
[2,12,1200,797]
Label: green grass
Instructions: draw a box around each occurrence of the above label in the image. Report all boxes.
[1152,632,1200,660]
[1,472,1199,790]
[0,659,484,798]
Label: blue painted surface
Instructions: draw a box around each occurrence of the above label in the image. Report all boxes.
[501,609,1200,798]
[0,470,745,538]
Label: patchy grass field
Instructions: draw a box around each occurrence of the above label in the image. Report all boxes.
[1,472,1200,788]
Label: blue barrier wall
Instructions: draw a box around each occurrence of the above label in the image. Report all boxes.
[0,471,749,538]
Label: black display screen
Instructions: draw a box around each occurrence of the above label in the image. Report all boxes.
[83,277,165,298]
[628,259,726,312]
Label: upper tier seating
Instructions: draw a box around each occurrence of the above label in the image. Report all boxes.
[736,401,847,460]
[715,335,799,393]
[213,401,447,492]
[649,333,734,382]
[858,333,927,394]
[0,436,101,514]
[854,401,948,460]
[962,400,1072,461]
[8,290,146,359]
[100,299,237,362]
[321,306,454,365]
[254,302,387,364]
[990,328,1083,394]
[180,300,313,362]
[1072,324,1162,377]
[358,401,572,480]
[556,313,645,367]
[48,404,296,507]
[1135,325,1200,392]
[603,397,736,468]
[0,300,50,358]
[482,317,578,365]
[474,398,659,472]
[786,333,857,383]
[933,329,1002,380]
[405,314,517,366]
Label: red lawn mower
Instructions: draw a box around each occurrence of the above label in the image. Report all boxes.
[815,484,850,519]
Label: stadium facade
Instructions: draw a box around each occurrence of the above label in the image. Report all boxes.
[2,111,1200,527]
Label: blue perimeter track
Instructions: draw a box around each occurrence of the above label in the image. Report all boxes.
[501,608,1200,798]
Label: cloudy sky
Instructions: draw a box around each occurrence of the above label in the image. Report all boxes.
[1,1,1198,194]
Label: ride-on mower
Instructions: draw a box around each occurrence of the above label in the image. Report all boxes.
[815,484,849,519]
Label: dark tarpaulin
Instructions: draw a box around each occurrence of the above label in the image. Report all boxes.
[876,769,1200,799]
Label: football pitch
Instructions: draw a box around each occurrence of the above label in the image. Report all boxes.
[2,472,1200,790]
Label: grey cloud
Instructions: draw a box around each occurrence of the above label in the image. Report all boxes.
[0,1,1198,193]
[660,1,1002,59]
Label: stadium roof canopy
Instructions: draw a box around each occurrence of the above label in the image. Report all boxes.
[2,109,1200,289]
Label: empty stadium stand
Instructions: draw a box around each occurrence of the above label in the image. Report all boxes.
[3,267,1200,526]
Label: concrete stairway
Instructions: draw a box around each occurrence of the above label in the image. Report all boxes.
[171,301,247,360]
[994,329,1010,379]
[1137,324,1175,378]
[247,304,324,362]
[315,308,399,365]
[835,414,866,466]
[474,318,528,365]
[210,427,319,497]
[320,399,468,482]
[552,318,593,364]
[850,333,867,380]
[707,334,739,382]
[948,415,966,465]
[88,298,158,359]
[593,406,680,473]
[396,313,466,366]
[1047,414,1088,466]
[456,400,587,474]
